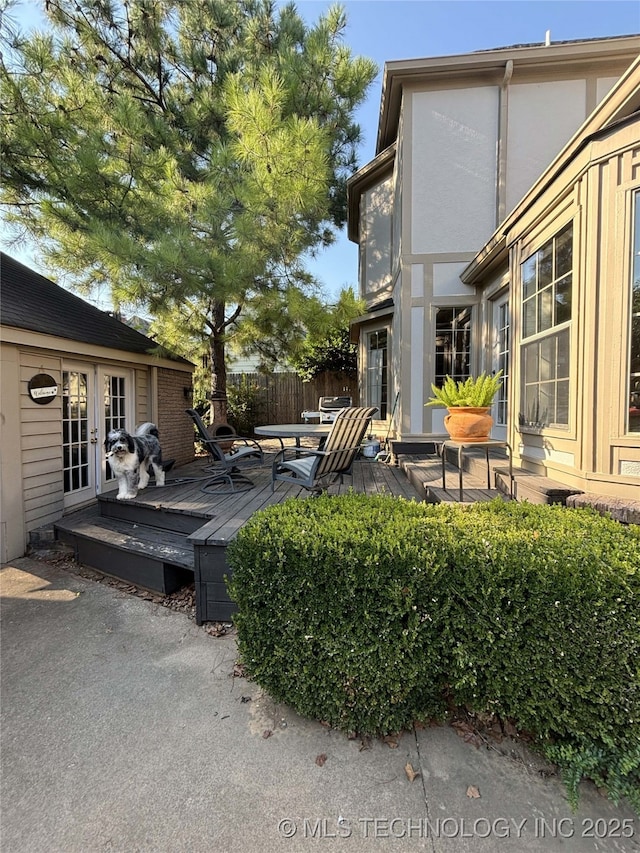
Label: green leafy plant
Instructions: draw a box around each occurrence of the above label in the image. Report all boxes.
[227,376,265,436]
[425,371,503,407]
[227,495,640,811]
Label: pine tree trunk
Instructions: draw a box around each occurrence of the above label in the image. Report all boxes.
[209,300,228,424]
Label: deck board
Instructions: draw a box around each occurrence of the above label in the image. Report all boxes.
[55,450,477,623]
[98,453,425,547]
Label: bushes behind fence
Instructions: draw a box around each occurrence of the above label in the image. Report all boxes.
[227,495,640,809]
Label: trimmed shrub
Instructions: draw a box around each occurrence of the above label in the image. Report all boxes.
[227,495,640,809]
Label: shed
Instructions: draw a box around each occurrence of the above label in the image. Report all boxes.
[0,253,195,561]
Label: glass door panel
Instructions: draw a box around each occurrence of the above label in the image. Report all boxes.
[62,366,97,508]
[98,368,133,492]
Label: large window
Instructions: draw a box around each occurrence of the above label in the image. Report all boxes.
[520,223,572,428]
[434,307,472,386]
[629,193,640,433]
[366,329,388,419]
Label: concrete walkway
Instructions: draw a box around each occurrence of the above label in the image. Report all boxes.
[1,557,637,852]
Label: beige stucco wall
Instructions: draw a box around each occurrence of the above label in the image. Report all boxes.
[360,175,394,299]
[505,79,587,212]
[410,86,499,254]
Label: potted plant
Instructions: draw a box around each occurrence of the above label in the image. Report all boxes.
[425,371,503,442]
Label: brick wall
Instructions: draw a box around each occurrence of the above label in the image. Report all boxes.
[156,367,194,467]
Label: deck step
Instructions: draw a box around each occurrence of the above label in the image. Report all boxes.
[55,505,194,594]
[426,486,508,504]
[389,440,442,457]
[98,491,210,534]
[494,468,582,505]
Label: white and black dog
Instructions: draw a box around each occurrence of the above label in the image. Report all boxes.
[104,422,165,500]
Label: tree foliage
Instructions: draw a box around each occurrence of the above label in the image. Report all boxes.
[0,0,376,419]
[289,287,363,380]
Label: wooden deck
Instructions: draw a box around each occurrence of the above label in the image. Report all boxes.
[55,451,424,624]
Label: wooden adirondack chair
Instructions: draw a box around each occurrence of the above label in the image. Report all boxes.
[271,406,377,493]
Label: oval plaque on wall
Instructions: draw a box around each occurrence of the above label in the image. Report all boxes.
[28,373,59,404]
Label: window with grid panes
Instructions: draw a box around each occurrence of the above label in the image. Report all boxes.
[629,192,640,433]
[366,330,388,419]
[520,223,572,428]
[434,307,472,387]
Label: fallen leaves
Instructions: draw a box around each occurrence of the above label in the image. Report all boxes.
[451,719,484,749]
[466,785,481,799]
[315,753,327,767]
[358,736,372,752]
[404,762,420,782]
[205,622,230,637]
[449,709,525,751]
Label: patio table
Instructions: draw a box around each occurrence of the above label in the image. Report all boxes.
[254,423,332,450]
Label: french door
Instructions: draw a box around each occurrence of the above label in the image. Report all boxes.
[62,363,133,508]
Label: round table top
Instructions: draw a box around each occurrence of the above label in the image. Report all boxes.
[254,423,332,438]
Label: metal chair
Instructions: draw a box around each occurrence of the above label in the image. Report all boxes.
[272,406,377,494]
[185,409,264,494]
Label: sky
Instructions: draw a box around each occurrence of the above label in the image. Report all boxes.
[3,0,639,305]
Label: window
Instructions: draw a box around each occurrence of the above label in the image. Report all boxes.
[367,329,388,418]
[520,224,572,428]
[434,307,471,386]
[629,192,640,433]
[495,301,509,426]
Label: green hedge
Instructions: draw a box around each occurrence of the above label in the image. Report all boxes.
[227,495,640,809]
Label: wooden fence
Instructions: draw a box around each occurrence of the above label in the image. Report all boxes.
[227,371,358,429]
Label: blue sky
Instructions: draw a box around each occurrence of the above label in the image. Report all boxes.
[4,0,639,304]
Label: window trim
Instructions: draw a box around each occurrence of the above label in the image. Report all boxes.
[627,189,640,435]
[364,326,389,420]
[518,219,574,434]
[433,305,473,388]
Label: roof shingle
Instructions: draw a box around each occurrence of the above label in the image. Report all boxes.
[0,253,189,364]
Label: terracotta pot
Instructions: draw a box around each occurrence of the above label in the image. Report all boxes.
[444,407,493,442]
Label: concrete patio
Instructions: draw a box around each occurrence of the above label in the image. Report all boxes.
[1,556,637,852]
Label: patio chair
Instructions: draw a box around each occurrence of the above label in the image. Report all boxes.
[272,406,377,494]
[185,409,264,494]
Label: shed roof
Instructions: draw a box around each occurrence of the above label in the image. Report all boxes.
[0,253,190,364]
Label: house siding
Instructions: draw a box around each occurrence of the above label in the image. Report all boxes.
[1,343,23,562]
[19,351,64,532]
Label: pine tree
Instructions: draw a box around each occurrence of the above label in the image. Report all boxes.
[1,0,376,421]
